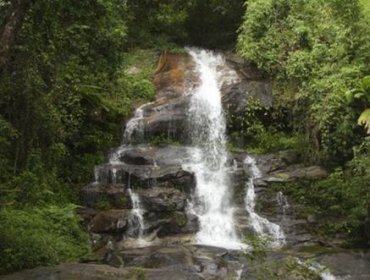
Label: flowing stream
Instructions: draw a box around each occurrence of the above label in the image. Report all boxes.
[244,156,286,247]
[107,104,149,241]
[184,48,243,250]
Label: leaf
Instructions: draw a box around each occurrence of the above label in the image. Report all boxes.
[357,109,370,134]
[344,90,354,104]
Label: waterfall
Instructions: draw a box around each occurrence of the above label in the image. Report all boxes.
[127,188,145,241]
[296,259,337,280]
[244,156,286,247]
[184,48,243,250]
[95,101,150,242]
[276,191,290,218]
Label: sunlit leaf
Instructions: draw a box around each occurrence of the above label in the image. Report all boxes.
[358,109,370,134]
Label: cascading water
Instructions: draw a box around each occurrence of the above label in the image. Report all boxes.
[103,104,150,241]
[127,188,146,241]
[244,156,286,247]
[184,48,243,250]
[277,191,290,218]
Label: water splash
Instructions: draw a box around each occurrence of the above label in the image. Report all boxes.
[296,259,337,280]
[123,103,149,144]
[127,188,145,241]
[184,48,244,250]
[244,156,286,247]
[276,191,290,217]
[111,168,117,185]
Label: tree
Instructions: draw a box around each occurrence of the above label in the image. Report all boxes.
[0,0,34,69]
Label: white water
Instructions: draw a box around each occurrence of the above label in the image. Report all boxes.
[123,103,148,143]
[276,191,290,217]
[244,156,286,247]
[108,102,152,164]
[184,48,244,250]
[127,188,145,239]
[296,259,338,280]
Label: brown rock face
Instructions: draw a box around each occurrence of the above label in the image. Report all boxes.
[88,209,133,234]
[153,52,199,100]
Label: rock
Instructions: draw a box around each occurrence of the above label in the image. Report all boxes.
[144,212,199,237]
[1,263,204,280]
[119,145,192,166]
[222,80,273,113]
[138,187,187,212]
[318,251,370,280]
[79,184,132,209]
[119,246,193,269]
[1,263,134,280]
[88,209,133,234]
[153,53,198,100]
[267,165,328,182]
[122,53,198,144]
[224,52,268,81]
[95,162,195,192]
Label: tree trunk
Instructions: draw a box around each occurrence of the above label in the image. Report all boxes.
[0,0,33,69]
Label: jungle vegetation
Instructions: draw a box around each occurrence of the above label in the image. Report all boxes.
[0,0,369,273]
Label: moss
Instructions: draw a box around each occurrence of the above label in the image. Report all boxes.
[173,212,187,227]
[117,196,129,208]
[149,135,180,146]
[128,268,146,280]
[95,196,111,210]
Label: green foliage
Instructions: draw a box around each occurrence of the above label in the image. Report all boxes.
[126,0,244,49]
[128,268,147,280]
[95,196,111,211]
[149,135,180,146]
[272,139,370,239]
[0,205,90,274]
[346,76,370,133]
[238,0,370,164]
[244,235,321,279]
[0,1,159,273]
[358,109,370,133]
[228,99,306,154]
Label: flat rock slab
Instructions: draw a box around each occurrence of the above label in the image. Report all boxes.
[0,263,203,280]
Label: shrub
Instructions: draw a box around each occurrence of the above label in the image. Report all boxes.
[0,205,90,274]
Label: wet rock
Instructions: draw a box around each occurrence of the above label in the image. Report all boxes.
[79,184,132,209]
[118,145,192,166]
[88,209,133,234]
[266,165,329,182]
[319,251,370,280]
[124,53,198,144]
[1,263,204,280]
[144,212,199,237]
[1,264,134,280]
[120,246,193,269]
[153,53,198,100]
[138,187,187,212]
[142,96,191,143]
[95,162,195,192]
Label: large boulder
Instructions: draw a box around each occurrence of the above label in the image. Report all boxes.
[88,209,133,234]
[222,80,273,115]
[119,145,192,166]
[138,187,187,212]
[125,53,198,144]
[266,165,329,183]
[144,211,199,237]
[95,163,195,192]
